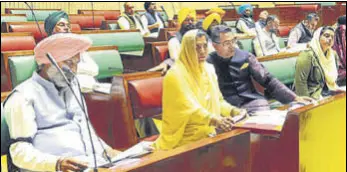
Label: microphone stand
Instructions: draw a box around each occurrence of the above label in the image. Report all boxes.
[24,2,45,39]
[46,53,98,172]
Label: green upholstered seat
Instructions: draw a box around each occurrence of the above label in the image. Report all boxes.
[9,10,60,21]
[238,39,254,55]
[88,50,123,79]
[8,49,123,88]
[1,15,27,23]
[261,56,297,85]
[9,55,37,88]
[81,32,145,55]
[279,37,286,49]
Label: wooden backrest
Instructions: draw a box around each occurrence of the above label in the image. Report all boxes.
[69,14,105,29]
[111,129,251,172]
[78,10,121,20]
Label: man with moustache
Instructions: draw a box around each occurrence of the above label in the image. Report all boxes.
[3,34,121,172]
[141,2,166,34]
[148,8,198,72]
[207,25,312,112]
[253,15,282,57]
[236,4,257,36]
[118,2,150,36]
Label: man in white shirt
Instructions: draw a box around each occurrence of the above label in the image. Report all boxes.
[236,4,257,36]
[253,15,281,57]
[3,34,120,172]
[255,10,269,31]
[141,2,165,35]
[118,2,150,36]
[287,13,320,48]
[45,11,99,93]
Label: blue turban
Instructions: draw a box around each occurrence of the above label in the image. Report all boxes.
[238,4,253,15]
[44,11,69,36]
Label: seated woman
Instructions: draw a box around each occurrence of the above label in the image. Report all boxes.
[295,26,340,100]
[154,30,245,150]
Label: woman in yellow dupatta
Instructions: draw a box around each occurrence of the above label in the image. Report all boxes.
[155,30,244,150]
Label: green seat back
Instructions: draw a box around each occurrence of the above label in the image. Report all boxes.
[261,56,297,85]
[87,50,123,79]
[8,50,124,88]
[10,10,60,21]
[1,102,10,155]
[1,15,28,23]
[279,37,286,49]
[82,32,144,53]
[9,55,37,88]
[238,39,254,55]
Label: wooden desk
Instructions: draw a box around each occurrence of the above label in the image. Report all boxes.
[144,28,177,43]
[110,129,251,172]
[239,93,346,172]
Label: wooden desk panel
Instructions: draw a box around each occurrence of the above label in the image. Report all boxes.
[111,129,250,172]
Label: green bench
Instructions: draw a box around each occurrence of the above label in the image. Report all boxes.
[6,9,61,21]
[76,30,156,71]
[238,37,287,56]
[6,46,123,88]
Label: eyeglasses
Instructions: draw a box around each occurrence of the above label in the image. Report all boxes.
[214,38,238,47]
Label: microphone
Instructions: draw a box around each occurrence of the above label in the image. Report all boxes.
[24,2,45,40]
[46,53,99,172]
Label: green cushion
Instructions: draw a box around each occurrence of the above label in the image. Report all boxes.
[82,32,145,53]
[1,103,10,155]
[108,23,119,30]
[238,39,254,55]
[88,50,123,79]
[120,51,144,56]
[279,37,286,49]
[8,50,124,87]
[261,56,297,85]
[9,55,37,88]
[1,15,28,23]
[10,10,60,21]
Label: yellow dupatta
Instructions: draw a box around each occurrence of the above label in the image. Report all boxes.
[155,30,239,150]
[310,27,339,90]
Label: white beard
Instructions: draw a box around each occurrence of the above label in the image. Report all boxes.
[46,66,72,88]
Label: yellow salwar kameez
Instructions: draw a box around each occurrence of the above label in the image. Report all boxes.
[155,30,241,150]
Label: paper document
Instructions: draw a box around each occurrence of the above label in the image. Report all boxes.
[97,141,154,168]
[242,110,288,126]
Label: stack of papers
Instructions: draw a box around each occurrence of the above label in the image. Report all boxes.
[242,110,288,126]
[97,141,154,168]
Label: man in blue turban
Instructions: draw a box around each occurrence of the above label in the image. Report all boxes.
[236,4,257,36]
[44,11,70,36]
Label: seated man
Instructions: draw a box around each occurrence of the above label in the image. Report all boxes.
[207,25,312,112]
[3,33,120,172]
[44,11,99,93]
[154,29,246,150]
[148,8,197,72]
[287,13,320,49]
[253,15,281,57]
[141,2,166,35]
[255,10,269,31]
[118,2,150,36]
[236,4,257,36]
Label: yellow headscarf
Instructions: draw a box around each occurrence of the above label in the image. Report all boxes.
[309,27,339,91]
[178,8,196,25]
[202,13,222,31]
[205,7,226,16]
[154,30,238,150]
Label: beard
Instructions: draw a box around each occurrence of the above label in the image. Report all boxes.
[46,66,74,88]
[180,24,196,35]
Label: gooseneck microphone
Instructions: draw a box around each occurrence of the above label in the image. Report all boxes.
[46,53,98,172]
